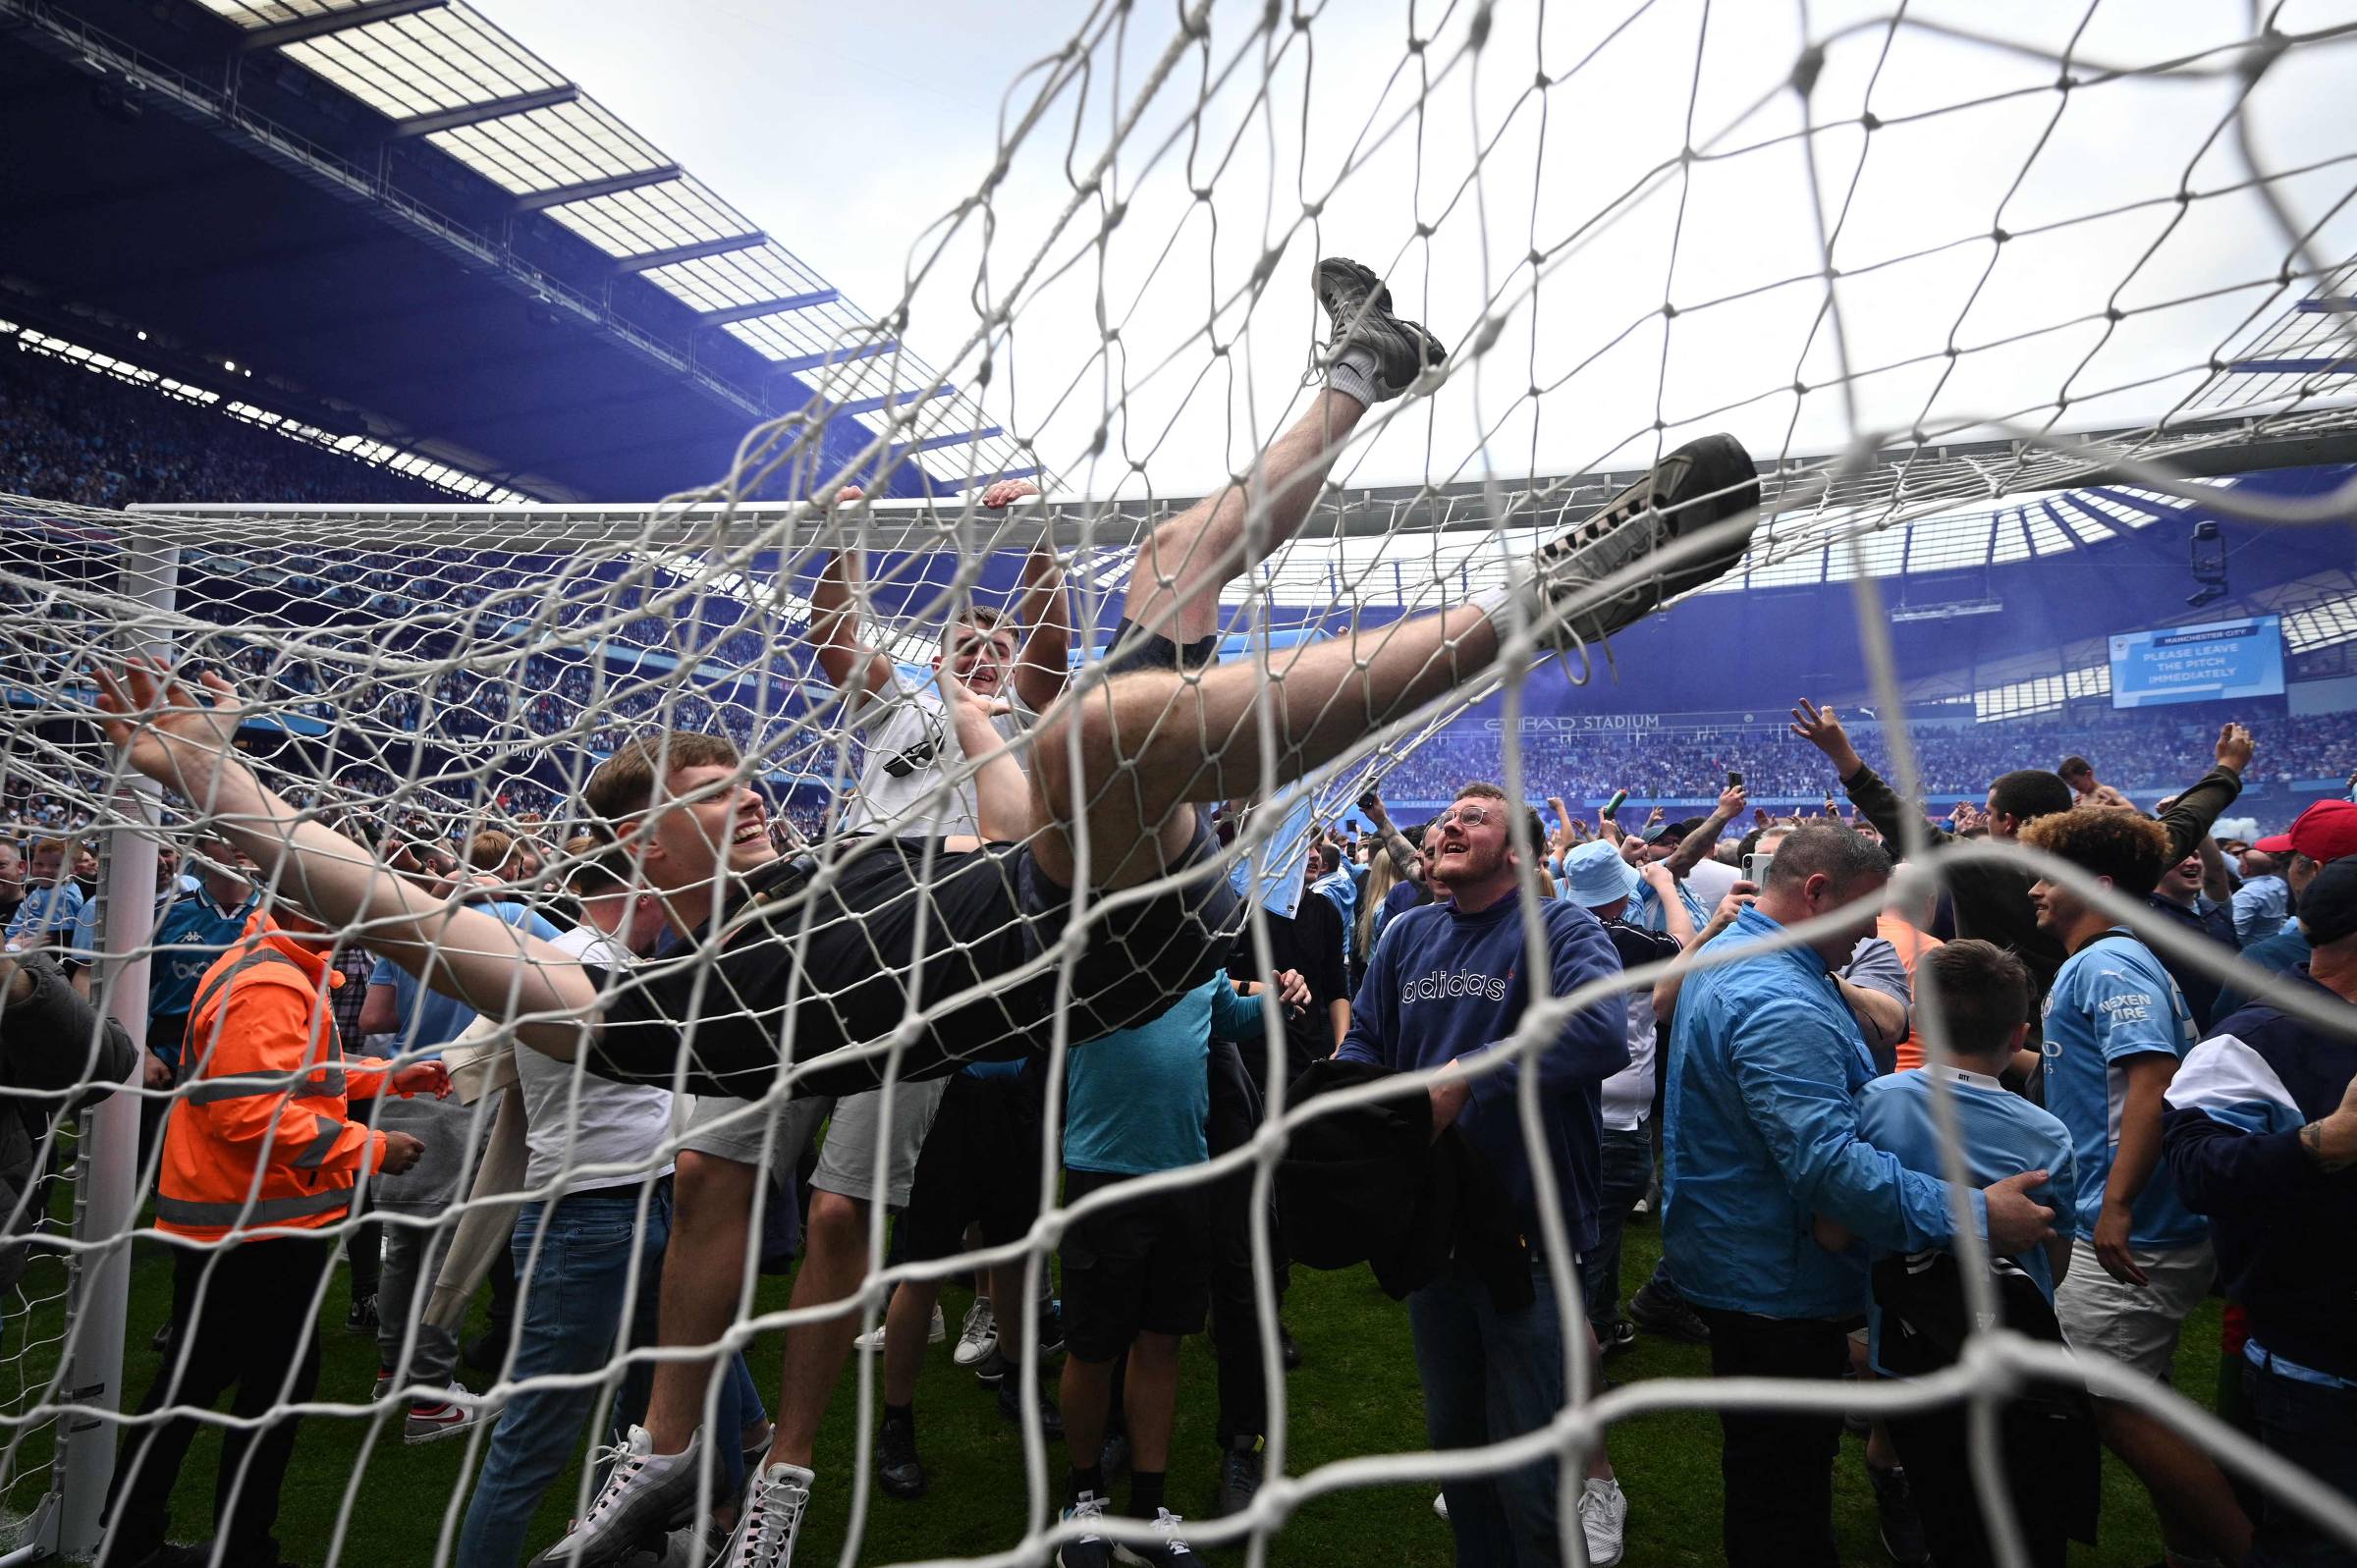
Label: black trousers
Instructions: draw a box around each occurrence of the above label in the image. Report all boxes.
[1699,1307,1851,1568]
[103,1232,332,1566]
[1206,1034,1283,1447]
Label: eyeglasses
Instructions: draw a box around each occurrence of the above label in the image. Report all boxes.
[1438,804,1497,829]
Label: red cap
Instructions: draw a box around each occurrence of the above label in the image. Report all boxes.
[2252,799,2357,863]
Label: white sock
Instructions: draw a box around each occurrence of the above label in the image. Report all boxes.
[1325,345,1383,410]
[1471,577,1542,641]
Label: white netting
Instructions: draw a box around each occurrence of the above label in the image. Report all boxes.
[3,3,2357,1567]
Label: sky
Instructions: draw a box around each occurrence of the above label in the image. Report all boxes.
[471,0,2357,501]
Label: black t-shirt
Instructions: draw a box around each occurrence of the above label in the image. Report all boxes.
[1227,892,1349,1091]
[584,830,1242,1100]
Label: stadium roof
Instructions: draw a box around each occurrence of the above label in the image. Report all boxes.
[0,0,1035,501]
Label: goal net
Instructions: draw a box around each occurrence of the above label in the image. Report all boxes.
[4,4,2357,1566]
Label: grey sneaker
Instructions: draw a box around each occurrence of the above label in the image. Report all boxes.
[1313,256,1448,401]
[528,1426,705,1567]
[405,1382,499,1446]
[718,1462,813,1568]
[1521,433,1760,651]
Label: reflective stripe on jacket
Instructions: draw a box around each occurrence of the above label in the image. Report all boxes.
[155,915,391,1242]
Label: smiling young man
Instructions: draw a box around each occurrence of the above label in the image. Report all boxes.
[89,258,1773,1568]
[2018,806,2251,1568]
[1338,782,1636,1567]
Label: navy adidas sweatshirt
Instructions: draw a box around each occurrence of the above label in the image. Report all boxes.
[1339,894,1629,1257]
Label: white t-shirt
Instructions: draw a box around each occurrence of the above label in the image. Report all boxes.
[1684,853,1741,909]
[837,670,1033,839]
[521,925,676,1196]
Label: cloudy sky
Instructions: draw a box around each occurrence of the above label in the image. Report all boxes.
[474,0,2357,500]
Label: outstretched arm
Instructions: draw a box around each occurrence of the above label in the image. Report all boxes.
[1663,782,1745,879]
[1791,699,1948,852]
[1356,790,1426,886]
[2153,723,2251,865]
[807,487,897,701]
[91,664,600,1058]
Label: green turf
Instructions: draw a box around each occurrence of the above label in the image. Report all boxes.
[92,1213,2216,1566]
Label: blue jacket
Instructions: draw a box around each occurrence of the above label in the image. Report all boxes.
[2164,973,2357,1381]
[1338,893,1627,1256]
[1663,905,1988,1320]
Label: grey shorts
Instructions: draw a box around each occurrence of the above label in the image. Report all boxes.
[2055,1236,2215,1383]
[678,1078,948,1209]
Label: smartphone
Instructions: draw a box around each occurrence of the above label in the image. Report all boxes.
[1742,851,1773,887]
[1727,770,1743,787]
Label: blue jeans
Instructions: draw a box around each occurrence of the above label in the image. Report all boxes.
[1580,1125,1652,1333]
[457,1182,767,1568]
[2243,1351,2357,1568]
[1407,1260,1566,1568]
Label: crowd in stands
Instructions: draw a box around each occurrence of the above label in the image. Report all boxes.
[1374,708,2357,803]
[0,345,456,510]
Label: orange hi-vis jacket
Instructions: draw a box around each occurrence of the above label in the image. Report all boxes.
[155,914,394,1243]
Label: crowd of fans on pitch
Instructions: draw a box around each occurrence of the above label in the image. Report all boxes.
[5,694,2352,1568]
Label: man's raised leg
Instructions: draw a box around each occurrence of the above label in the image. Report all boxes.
[1120,257,1445,650]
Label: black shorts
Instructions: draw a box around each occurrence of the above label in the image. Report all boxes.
[899,1067,1046,1262]
[586,621,1241,1101]
[1058,1165,1212,1362]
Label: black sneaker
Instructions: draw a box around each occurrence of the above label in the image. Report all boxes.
[1212,1435,1264,1519]
[1058,1492,1115,1568]
[1278,1322,1302,1372]
[878,1413,925,1501]
[1520,433,1760,651]
[1627,1278,1712,1346]
[997,1374,1064,1440]
[1124,1507,1204,1568]
[1598,1320,1637,1359]
[971,1345,1008,1389]
[1312,256,1448,402]
[1868,1464,1929,1566]
[345,1296,378,1336]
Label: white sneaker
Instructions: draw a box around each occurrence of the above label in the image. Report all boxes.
[1577,1476,1627,1567]
[527,1425,705,1567]
[852,1303,944,1354]
[719,1461,813,1568]
[953,1297,998,1367]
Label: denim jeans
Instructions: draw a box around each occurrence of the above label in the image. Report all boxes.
[1579,1125,1652,1333]
[2242,1350,2357,1568]
[1407,1260,1567,1568]
[457,1181,768,1568]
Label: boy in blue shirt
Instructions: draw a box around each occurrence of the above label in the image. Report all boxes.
[1830,940,2084,1568]
[2020,806,2251,1568]
[1057,973,1265,1568]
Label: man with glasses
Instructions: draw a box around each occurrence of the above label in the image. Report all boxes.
[1338,783,1638,1565]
